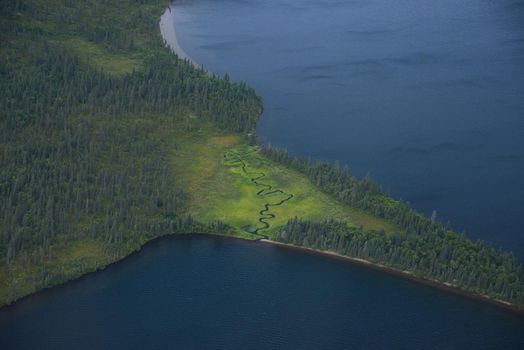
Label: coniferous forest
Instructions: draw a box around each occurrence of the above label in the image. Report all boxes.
[0,0,261,304]
[1,0,523,311]
[262,147,524,305]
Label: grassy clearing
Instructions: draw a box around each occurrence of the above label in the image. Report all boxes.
[171,118,397,238]
[60,37,143,75]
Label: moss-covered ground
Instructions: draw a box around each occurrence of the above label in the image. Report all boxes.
[61,37,144,75]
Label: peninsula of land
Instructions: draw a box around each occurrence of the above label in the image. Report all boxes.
[1,0,523,315]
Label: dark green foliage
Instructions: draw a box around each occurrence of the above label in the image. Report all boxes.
[0,0,259,301]
[261,146,444,235]
[1,41,260,134]
[0,105,192,265]
[263,146,524,306]
[276,218,524,305]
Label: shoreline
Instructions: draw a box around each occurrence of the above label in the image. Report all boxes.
[260,239,524,316]
[158,5,522,315]
[0,233,249,311]
[159,6,201,69]
[2,233,523,316]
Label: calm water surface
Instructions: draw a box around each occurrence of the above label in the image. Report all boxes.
[1,236,523,349]
[170,0,524,257]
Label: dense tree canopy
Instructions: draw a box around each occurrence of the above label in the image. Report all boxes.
[0,0,261,303]
[263,146,524,306]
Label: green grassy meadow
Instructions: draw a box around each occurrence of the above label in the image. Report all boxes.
[171,119,397,238]
[62,37,144,75]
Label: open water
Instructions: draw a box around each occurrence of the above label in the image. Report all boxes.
[1,236,523,349]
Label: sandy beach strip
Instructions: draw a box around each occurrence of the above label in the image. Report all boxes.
[159,7,200,69]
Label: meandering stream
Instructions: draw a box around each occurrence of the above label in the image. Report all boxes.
[224,149,293,238]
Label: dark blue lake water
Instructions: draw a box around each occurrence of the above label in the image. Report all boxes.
[170,0,524,257]
[1,236,523,349]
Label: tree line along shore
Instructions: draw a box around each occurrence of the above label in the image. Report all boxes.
[0,0,523,311]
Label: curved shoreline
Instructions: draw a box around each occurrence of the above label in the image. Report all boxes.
[0,233,240,311]
[159,5,524,315]
[3,233,522,316]
[159,6,200,69]
[260,239,524,316]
